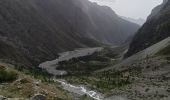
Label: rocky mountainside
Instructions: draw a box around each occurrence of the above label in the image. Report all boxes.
[0,0,139,66]
[97,37,170,72]
[77,0,139,44]
[126,0,170,57]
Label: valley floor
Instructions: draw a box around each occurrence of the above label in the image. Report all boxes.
[1,46,170,100]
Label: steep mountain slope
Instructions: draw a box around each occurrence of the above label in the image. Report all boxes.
[76,0,140,44]
[97,37,170,72]
[0,0,139,66]
[126,0,170,57]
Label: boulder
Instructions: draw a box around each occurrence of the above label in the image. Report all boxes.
[0,95,7,100]
[31,94,46,100]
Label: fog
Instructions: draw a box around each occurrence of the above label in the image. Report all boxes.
[89,0,163,20]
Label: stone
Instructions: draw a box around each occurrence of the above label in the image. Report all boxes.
[0,95,7,100]
[31,94,46,100]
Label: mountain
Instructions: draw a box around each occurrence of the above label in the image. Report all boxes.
[125,0,170,57]
[121,16,145,26]
[97,37,170,72]
[77,0,140,45]
[0,0,139,66]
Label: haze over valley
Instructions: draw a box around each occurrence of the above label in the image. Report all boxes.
[0,0,170,100]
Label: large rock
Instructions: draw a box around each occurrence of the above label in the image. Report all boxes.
[0,95,7,100]
[31,94,46,100]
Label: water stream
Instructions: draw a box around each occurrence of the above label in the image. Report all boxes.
[39,47,128,100]
[53,79,104,100]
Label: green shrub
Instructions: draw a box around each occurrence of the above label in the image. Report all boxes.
[0,68,18,83]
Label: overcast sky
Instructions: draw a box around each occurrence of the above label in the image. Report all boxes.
[89,0,163,20]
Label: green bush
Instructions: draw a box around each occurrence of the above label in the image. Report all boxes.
[0,68,18,83]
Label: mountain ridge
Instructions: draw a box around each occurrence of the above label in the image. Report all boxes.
[121,16,145,26]
[0,0,139,66]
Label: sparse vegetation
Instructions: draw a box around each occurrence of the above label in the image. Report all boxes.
[14,65,52,82]
[63,68,133,93]
[57,48,118,75]
[56,48,133,93]
[0,63,72,100]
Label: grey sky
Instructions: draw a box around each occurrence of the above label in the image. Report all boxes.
[89,0,163,20]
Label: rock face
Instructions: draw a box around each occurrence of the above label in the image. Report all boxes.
[0,0,139,65]
[126,0,170,57]
[0,95,7,100]
[31,94,46,100]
